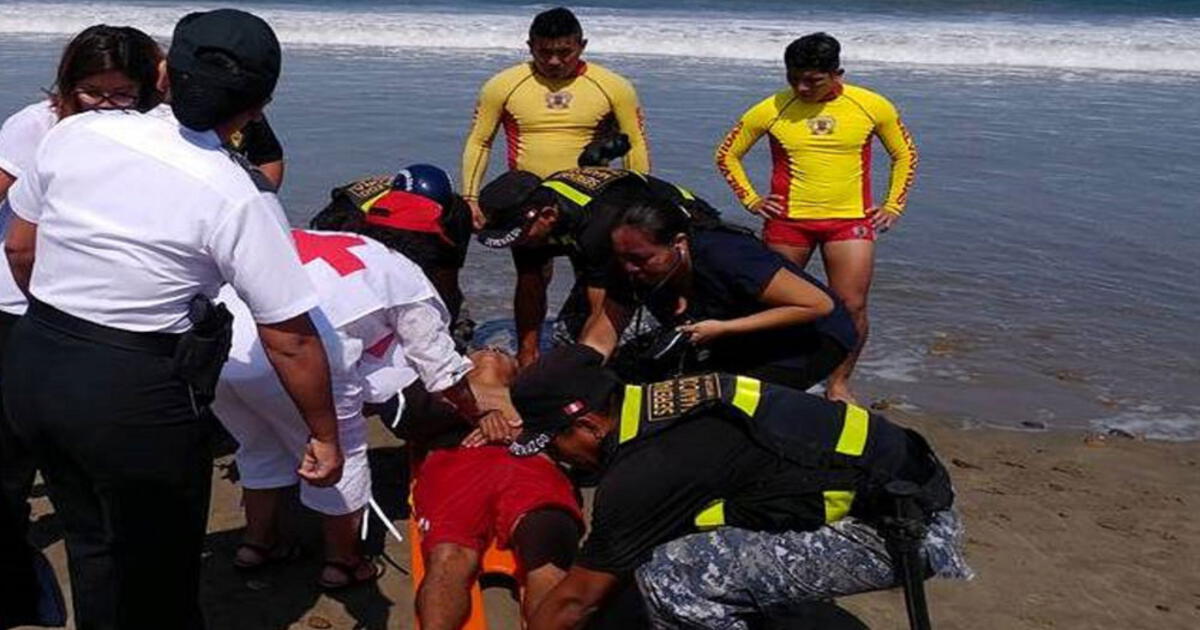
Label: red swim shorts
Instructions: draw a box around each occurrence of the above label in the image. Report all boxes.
[763,217,875,248]
[411,445,582,555]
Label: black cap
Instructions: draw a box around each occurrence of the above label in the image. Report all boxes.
[509,345,622,457]
[167,9,281,131]
[476,170,544,248]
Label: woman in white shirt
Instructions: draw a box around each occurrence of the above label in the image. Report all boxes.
[0,24,163,312]
[0,24,162,628]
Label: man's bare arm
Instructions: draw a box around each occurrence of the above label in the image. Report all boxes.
[514,256,553,367]
[579,294,632,361]
[528,566,621,630]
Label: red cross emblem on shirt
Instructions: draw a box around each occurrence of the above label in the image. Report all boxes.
[292,230,367,276]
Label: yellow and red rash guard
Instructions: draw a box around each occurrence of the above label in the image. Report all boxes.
[715,83,917,220]
[460,61,651,199]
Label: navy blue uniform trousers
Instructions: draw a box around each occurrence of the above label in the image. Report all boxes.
[3,312,212,630]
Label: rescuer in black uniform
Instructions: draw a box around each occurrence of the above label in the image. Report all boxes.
[507,345,971,630]
[475,166,718,367]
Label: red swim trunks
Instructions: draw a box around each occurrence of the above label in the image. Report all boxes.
[763,217,875,248]
[411,445,582,555]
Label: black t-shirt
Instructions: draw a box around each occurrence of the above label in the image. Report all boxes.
[610,228,857,373]
[226,117,283,166]
[512,175,704,289]
[578,413,777,575]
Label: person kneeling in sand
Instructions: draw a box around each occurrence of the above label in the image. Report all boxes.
[213,227,493,589]
[402,347,585,630]
[511,345,971,629]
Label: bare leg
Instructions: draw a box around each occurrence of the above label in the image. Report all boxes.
[318,508,374,584]
[510,508,582,622]
[417,543,481,630]
[766,241,817,269]
[236,487,285,565]
[819,239,876,403]
[523,564,568,621]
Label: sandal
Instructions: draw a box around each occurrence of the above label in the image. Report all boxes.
[233,541,302,572]
[317,557,383,591]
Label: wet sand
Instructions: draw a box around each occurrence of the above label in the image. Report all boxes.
[21,411,1200,629]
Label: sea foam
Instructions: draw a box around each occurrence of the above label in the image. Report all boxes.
[2,2,1199,74]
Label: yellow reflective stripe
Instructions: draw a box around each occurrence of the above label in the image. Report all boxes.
[359,190,389,212]
[674,185,696,201]
[543,181,594,207]
[835,404,869,457]
[694,500,726,530]
[618,385,643,444]
[823,490,855,523]
[731,376,762,417]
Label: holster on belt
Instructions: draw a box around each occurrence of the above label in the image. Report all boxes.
[173,294,234,406]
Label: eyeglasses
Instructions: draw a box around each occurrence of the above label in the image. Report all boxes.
[72,89,138,109]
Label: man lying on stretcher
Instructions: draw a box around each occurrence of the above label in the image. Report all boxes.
[399,348,584,630]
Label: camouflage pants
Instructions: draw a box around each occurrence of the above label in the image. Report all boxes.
[636,510,971,629]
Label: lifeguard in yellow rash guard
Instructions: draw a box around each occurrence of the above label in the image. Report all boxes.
[715,32,918,405]
[460,7,650,228]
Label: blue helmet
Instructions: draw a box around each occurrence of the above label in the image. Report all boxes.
[393,164,454,208]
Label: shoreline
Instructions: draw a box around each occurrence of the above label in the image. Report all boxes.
[844,409,1200,629]
[22,409,1200,629]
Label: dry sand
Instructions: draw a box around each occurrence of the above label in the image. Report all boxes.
[20,412,1200,630]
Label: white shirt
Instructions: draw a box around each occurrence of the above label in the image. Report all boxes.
[220,230,472,420]
[0,100,57,315]
[6,107,317,332]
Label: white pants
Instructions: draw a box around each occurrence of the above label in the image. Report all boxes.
[212,374,371,517]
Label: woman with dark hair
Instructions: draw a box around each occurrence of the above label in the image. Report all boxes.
[1,24,163,291]
[579,197,858,392]
[0,24,161,628]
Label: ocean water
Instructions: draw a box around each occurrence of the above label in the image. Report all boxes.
[1,0,1197,439]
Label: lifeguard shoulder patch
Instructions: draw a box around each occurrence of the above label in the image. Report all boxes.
[547,167,629,193]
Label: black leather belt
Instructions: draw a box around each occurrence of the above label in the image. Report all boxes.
[28,298,181,357]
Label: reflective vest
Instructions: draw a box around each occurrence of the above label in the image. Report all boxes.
[614,373,952,533]
[542,166,696,209]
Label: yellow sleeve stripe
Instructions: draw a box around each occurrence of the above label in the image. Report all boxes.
[731,376,762,417]
[835,404,869,457]
[618,385,643,444]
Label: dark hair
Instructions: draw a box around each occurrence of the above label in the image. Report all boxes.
[615,197,697,246]
[529,7,583,41]
[615,193,739,246]
[784,32,841,73]
[52,25,163,117]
